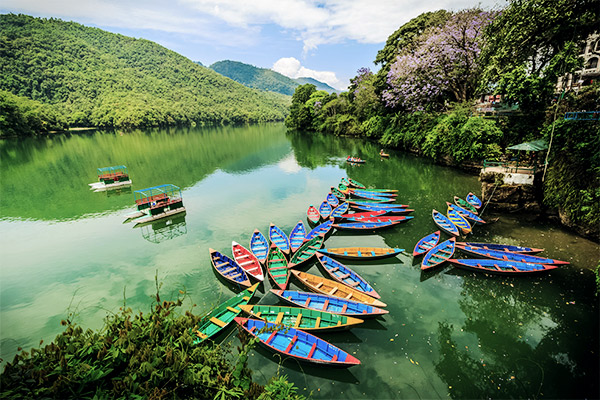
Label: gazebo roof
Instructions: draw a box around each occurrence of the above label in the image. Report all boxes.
[507,139,548,151]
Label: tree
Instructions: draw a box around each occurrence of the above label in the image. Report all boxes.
[285,84,316,130]
[348,68,381,121]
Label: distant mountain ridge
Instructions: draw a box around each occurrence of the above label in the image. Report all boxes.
[209,60,340,96]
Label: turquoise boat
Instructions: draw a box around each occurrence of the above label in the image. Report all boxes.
[412,231,441,257]
[421,238,455,270]
[249,229,268,265]
[288,221,306,254]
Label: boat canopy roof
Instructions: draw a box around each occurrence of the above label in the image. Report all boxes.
[97,165,128,174]
[134,184,182,202]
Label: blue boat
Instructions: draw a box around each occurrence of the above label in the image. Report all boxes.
[316,254,380,299]
[319,200,333,220]
[317,247,403,260]
[350,201,409,209]
[446,202,486,225]
[421,238,455,270]
[333,217,412,231]
[330,202,350,219]
[235,317,361,367]
[269,223,291,256]
[326,192,339,208]
[446,207,472,234]
[347,195,395,204]
[209,248,251,288]
[432,209,459,236]
[466,192,482,209]
[306,219,334,240]
[448,258,558,275]
[350,191,396,202]
[462,242,544,254]
[270,289,389,318]
[455,244,569,265]
[353,204,413,214]
[350,189,396,198]
[249,229,268,264]
[288,221,306,254]
[413,231,441,257]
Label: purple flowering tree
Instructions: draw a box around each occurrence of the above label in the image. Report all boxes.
[382,9,496,112]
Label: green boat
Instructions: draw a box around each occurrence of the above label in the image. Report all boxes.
[238,304,364,332]
[192,283,259,344]
[267,244,289,290]
[348,178,366,189]
[288,235,324,268]
[454,196,478,214]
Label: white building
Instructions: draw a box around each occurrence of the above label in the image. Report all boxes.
[556,33,600,92]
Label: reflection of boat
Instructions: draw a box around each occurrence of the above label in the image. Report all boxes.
[126,184,186,226]
[89,165,132,192]
[140,214,187,243]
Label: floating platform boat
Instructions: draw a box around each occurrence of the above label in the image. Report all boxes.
[317,247,403,260]
[271,290,389,318]
[126,184,186,226]
[448,258,558,275]
[413,231,441,257]
[89,165,132,191]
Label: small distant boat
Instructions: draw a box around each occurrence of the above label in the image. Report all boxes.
[266,244,290,290]
[353,204,413,214]
[461,242,544,254]
[288,235,324,269]
[89,165,132,191]
[421,238,456,270]
[271,290,389,318]
[291,270,387,307]
[346,156,365,164]
[330,202,350,219]
[209,248,251,288]
[317,247,403,260]
[432,209,459,237]
[338,210,387,220]
[238,304,364,332]
[466,192,482,209]
[326,192,339,208]
[448,259,558,275]
[316,254,381,299]
[269,223,291,255]
[234,317,361,367]
[446,207,472,235]
[319,200,332,220]
[454,196,478,214]
[332,218,412,231]
[455,244,569,265]
[288,221,307,254]
[249,229,268,265]
[306,219,334,240]
[192,283,259,344]
[348,178,366,189]
[232,241,264,282]
[447,202,486,225]
[307,205,320,225]
[412,231,441,257]
[379,150,389,158]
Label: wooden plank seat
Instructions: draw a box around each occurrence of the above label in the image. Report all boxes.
[210,317,227,328]
[226,306,241,314]
[338,273,351,279]
[314,317,321,328]
[294,314,302,327]
[194,330,208,339]
[238,260,255,266]
[348,281,360,287]
[329,287,338,295]
[322,300,329,310]
[265,331,278,345]
[220,266,237,274]
[285,335,298,353]
[341,304,347,313]
[229,272,243,279]
[275,312,284,324]
[308,342,317,358]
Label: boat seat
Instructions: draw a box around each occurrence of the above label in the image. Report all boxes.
[345,293,353,299]
[328,287,338,295]
[322,300,329,310]
[285,335,298,353]
[338,273,351,279]
[194,330,208,339]
[220,266,237,274]
[314,317,321,328]
[303,298,311,307]
[229,273,243,279]
[238,260,255,266]
[226,306,241,314]
[265,331,277,345]
[269,258,286,262]
[348,281,360,287]
[249,326,257,333]
[328,267,339,273]
[210,317,227,328]
[215,262,230,269]
[341,304,347,313]
[331,354,338,362]
[315,282,324,289]
[275,312,284,324]
[242,296,250,301]
[294,314,302,327]
[308,342,317,358]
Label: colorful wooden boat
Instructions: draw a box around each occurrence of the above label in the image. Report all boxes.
[331,187,346,200]
[291,270,387,307]
[238,304,364,331]
[454,196,478,214]
[455,244,569,265]
[346,156,365,164]
[250,229,268,265]
[317,247,403,260]
[306,219,334,240]
[353,204,413,214]
[348,178,366,189]
[461,242,544,254]
[288,221,306,254]
[333,218,412,231]
[319,200,332,220]
[432,209,459,237]
[448,258,558,275]
[348,191,395,202]
[466,192,482,209]
[447,207,472,234]
[421,238,455,270]
[192,283,259,344]
[447,202,486,225]
[345,215,412,224]
[288,235,324,269]
[269,223,291,256]
[316,254,380,299]
[209,248,251,288]
[330,202,350,219]
[340,177,350,186]
[271,290,389,318]
[326,192,339,207]
[232,241,264,281]
[235,317,361,367]
[350,188,397,198]
[346,197,395,205]
[307,205,321,225]
[266,244,290,289]
[350,200,409,208]
[412,231,441,257]
[339,210,387,220]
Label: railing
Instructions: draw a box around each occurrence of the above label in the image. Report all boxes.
[564,111,600,121]
[483,160,540,174]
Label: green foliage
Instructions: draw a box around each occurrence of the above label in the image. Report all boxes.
[258,375,307,400]
[285,84,316,131]
[0,89,66,136]
[210,60,299,96]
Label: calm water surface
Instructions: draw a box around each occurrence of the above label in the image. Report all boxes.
[1,124,598,399]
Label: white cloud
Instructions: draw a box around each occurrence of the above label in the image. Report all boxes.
[273,57,344,90]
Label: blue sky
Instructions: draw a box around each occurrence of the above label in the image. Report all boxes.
[1,0,504,90]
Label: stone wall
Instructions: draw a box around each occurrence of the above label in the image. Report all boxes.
[479,170,542,213]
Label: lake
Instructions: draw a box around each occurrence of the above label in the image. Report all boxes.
[1,123,598,399]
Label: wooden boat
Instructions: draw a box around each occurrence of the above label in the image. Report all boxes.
[466,192,482,209]
[412,231,441,257]
[291,270,387,307]
[238,304,364,332]
[317,247,403,260]
[421,238,456,270]
[192,283,259,344]
[447,207,472,234]
[448,258,558,275]
[316,254,381,299]
[271,290,389,318]
[349,188,397,198]
[269,223,291,256]
[353,204,413,214]
[326,192,339,208]
[461,242,544,254]
[345,215,412,223]
[266,244,290,290]
[89,165,132,191]
[306,219,334,240]
[432,209,459,236]
[348,178,366,189]
[330,202,350,219]
[346,156,365,164]
[288,221,307,254]
[307,205,320,225]
[379,150,389,158]
[455,244,569,265]
[232,241,264,281]
[288,235,324,269]
[331,187,346,200]
[250,229,268,265]
[350,200,408,208]
[129,184,186,226]
[209,248,251,288]
[454,196,478,214]
[340,177,350,186]
[347,191,396,202]
[346,197,395,205]
[338,210,387,220]
[234,317,361,367]
[319,200,332,220]
[333,218,412,231]
[447,202,486,225]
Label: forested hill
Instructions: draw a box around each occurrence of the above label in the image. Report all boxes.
[210,60,339,96]
[0,14,290,133]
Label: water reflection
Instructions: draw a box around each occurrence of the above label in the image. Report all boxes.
[140,214,188,244]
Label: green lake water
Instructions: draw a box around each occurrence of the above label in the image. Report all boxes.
[1,123,598,399]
